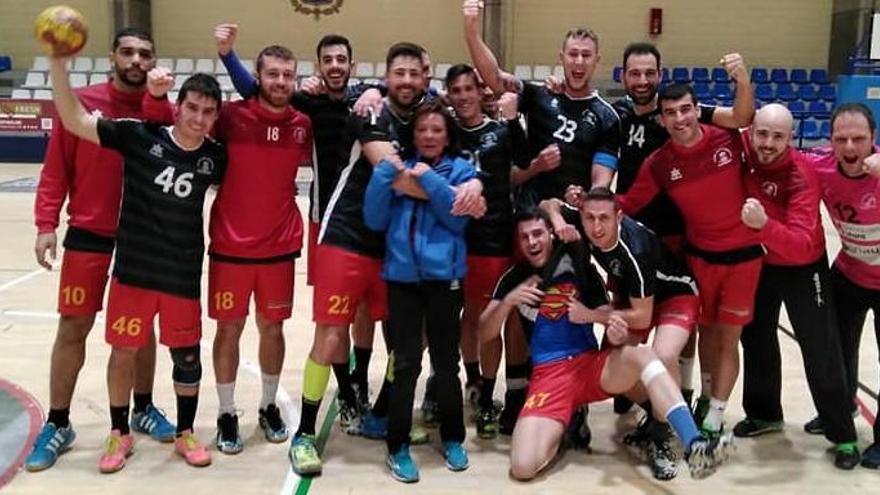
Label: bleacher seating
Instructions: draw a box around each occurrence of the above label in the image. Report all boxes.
[800,120,820,140]
[755,83,773,101]
[712,82,732,100]
[533,65,552,81]
[671,67,689,83]
[711,67,729,83]
[553,65,564,78]
[11,89,31,99]
[23,72,46,88]
[819,84,836,102]
[788,100,806,118]
[820,121,830,139]
[31,56,49,71]
[89,73,108,85]
[612,66,622,82]
[94,57,111,73]
[33,89,52,100]
[691,67,710,83]
[355,62,374,78]
[157,58,174,71]
[297,61,315,77]
[215,59,228,75]
[790,69,808,85]
[69,73,88,88]
[751,68,769,83]
[808,101,830,119]
[514,65,532,81]
[770,68,788,83]
[810,69,829,85]
[775,83,796,101]
[694,82,711,101]
[72,57,93,72]
[194,58,214,73]
[435,63,452,78]
[797,84,817,101]
[175,58,194,74]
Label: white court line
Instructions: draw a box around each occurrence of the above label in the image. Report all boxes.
[0,267,51,293]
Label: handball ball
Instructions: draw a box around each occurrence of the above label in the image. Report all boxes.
[34,6,88,57]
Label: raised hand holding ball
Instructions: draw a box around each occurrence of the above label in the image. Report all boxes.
[34,5,88,57]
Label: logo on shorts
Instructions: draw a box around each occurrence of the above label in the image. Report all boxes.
[669,167,683,182]
[539,282,577,321]
[196,157,214,175]
[150,143,164,158]
[290,0,342,19]
[861,193,877,210]
[761,181,778,198]
[713,147,733,167]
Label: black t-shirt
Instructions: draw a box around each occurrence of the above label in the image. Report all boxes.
[517,83,621,207]
[97,119,226,298]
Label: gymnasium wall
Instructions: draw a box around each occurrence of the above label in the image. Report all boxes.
[1,0,832,76]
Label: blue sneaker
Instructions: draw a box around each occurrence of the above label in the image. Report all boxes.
[130,404,176,443]
[25,422,76,472]
[861,442,880,469]
[442,441,469,471]
[386,445,419,483]
[360,410,389,439]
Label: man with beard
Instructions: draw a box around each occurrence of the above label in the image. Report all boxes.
[732,104,860,469]
[27,28,175,472]
[463,0,620,209]
[805,103,880,468]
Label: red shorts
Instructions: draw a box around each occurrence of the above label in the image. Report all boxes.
[57,249,112,316]
[687,256,762,326]
[307,221,319,286]
[519,350,612,426]
[464,255,512,306]
[208,259,294,322]
[628,294,700,343]
[312,244,386,325]
[105,278,201,348]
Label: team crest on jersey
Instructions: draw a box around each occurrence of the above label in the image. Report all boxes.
[862,193,878,210]
[713,147,733,167]
[550,98,559,109]
[608,259,622,277]
[149,144,164,158]
[480,132,498,148]
[539,282,577,321]
[289,0,342,19]
[581,111,597,128]
[196,157,214,175]
[293,127,307,145]
[670,167,683,182]
[761,181,778,198]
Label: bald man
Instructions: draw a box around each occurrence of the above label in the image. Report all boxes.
[734,104,860,469]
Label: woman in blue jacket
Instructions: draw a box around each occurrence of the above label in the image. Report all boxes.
[364,101,476,483]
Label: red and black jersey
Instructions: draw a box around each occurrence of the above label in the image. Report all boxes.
[620,124,761,253]
[209,98,313,260]
[35,82,145,251]
[97,119,226,298]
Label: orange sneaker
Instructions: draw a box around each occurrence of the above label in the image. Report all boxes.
[98,430,134,474]
[175,430,211,467]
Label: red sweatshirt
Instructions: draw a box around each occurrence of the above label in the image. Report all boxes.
[742,134,825,266]
[34,82,145,237]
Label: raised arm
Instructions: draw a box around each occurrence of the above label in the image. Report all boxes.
[48,58,99,144]
[215,23,259,99]
[463,0,507,95]
[711,53,755,129]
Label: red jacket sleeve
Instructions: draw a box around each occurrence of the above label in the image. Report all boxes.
[34,117,77,233]
[759,158,823,260]
[141,93,174,124]
[618,154,660,215]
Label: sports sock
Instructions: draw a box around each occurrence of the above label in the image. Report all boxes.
[296,358,331,436]
[479,377,496,409]
[216,381,236,415]
[464,361,480,385]
[176,394,198,434]
[352,346,372,388]
[133,392,152,414]
[702,397,727,432]
[297,400,321,437]
[332,362,356,404]
[260,373,280,410]
[665,402,700,452]
[110,405,130,435]
[47,408,70,429]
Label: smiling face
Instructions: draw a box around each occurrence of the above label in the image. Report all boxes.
[832,111,876,176]
[517,218,553,268]
[413,112,449,162]
[623,52,660,106]
[659,94,701,146]
[257,55,297,109]
[318,43,352,94]
[580,198,621,251]
[386,55,425,109]
[750,105,793,166]
[175,91,219,144]
[559,35,599,96]
[447,71,482,125]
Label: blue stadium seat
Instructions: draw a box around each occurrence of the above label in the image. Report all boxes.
[0,56,10,73]
[712,83,732,100]
[775,83,796,101]
[771,68,789,84]
[790,69,809,85]
[797,84,818,101]
[808,101,830,119]
[711,67,730,83]
[613,66,622,82]
[694,82,711,101]
[692,67,710,83]
[788,100,807,119]
[672,67,689,83]
[819,84,836,102]
[801,120,820,140]
[755,83,774,101]
[751,68,769,84]
[661,67,670,83]
[810,69,830,85]
[820,121,830,139]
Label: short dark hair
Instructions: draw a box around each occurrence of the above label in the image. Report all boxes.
[256,45,296,74]
[582,186,620,210]
[562,27,599,50]
[386,42,424,68]
[658,83,698,109]
[831,102,876,134]
[316,34,352,61]
[444,63,479,88]
[412,100,461,157]
[112,27,153,51]
[514,207,552,230]
[623,42,660,70]
[177,73,222,108]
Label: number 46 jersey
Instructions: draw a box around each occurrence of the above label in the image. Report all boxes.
[97,118,226,299]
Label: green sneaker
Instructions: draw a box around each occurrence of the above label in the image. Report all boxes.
[409,425,429,445]
[288,434,321,476]
[732,417,783,438]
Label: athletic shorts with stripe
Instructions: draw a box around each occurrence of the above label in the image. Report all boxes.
[628,294,700,342]
[518,350,612,427]
[688,256,762,326]
[208,258,294,323]
[312,244,386,326]
[57,249,112,316]
[105,278,201,348]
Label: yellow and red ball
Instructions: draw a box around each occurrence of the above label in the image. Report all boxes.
[34,6,88,57]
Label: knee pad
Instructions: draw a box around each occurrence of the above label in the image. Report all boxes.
[170,345,202,385]
[640,359,667,387]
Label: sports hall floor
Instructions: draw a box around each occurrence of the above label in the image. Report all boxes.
[0,162,878,494]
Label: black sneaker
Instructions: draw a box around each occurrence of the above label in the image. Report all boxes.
[258,404,289,443]
[732,417,784,438]
[613,396,634,414]
[685,432,734,479]
[622,417,653,450]
[216,412,244,454]
[834,443,860,470]
[861,442,880,469]
[647,437,678,481]
[803,415,824,435]
[338,397,362,436]
[564,405,591,451]
[499,389,526,436]
[476,404,500,439]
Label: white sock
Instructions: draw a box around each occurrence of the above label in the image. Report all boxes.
[217,381,236,415]
[261,373,280,409]
[700,372,712,398]
[679,357,696,390]
[702,397,727,431]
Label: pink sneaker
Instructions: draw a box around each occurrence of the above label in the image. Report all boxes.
[98,430,134,473]
[175,429,211,467]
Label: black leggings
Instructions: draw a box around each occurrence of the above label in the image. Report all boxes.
[386,281,465,452]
